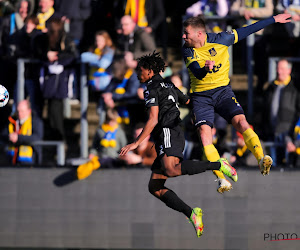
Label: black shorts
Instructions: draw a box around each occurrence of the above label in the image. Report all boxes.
[151,125,185,172]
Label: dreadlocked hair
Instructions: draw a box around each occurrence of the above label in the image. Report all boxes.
[137,51,165,74]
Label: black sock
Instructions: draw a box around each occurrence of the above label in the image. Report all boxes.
[181,160,220,175]
[160,190,192,218]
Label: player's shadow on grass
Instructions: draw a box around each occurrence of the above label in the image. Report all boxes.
[53,169,78,187]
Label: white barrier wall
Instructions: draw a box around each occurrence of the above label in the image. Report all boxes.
[0,167,299,250]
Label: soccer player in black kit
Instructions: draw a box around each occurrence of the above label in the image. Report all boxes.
[120,51,237,238]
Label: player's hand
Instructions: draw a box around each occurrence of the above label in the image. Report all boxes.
[205,60,215,71]
[120,142,139,156]
[274,13,292,23]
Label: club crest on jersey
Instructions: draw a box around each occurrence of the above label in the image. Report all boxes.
[144,90,149,98]
[209,48,217,56]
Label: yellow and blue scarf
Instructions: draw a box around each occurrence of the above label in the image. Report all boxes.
[37,7,54,30]
[117,106,130,125]
[8,116,33,164]
[245,0,266,8]
[274,75,291,86]
[115,69,133,95]
[125,0,148,27]
[294,117,300,155]
[88,48,110,90]
[100,123,119,148]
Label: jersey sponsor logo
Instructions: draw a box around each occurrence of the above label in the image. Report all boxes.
[209,47,217,56]
[160,82,173,88]
[145,98,155,105]
[159,145,164,155]
[144,90,149,98]
[208,63,222,73]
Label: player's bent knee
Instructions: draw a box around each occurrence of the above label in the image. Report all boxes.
[232,115,249,132]
[148,181,163,198]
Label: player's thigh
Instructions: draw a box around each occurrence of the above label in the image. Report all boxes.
[160,126,185,160]
[160,154,181,175]
[215,86,244,123]
[191,93,215,127]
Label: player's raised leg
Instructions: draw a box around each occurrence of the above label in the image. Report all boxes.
[232,114,273,176]
[148,172,204,238]
[199,125,233,193]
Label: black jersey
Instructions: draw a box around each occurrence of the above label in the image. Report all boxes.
[144,74,189,135]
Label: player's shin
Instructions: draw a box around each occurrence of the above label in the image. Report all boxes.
[160,190,193,217]
[242,128,264,162]
[181,160,220,175]
[203,144,226,179]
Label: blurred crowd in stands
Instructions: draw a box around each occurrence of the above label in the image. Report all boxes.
[0,0,299,169]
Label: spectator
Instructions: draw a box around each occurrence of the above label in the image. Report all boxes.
[0,0,30,54]
[101,57,140,126]
[36,0,61,33]
[231,0,274,21]
[116,15,156,63]
[276,0,300,56]
[6,99,43,165]
[263,59,300,167]
[230,0,274,93]
[0,0,17,16]
[184,0,230,32]
[77,108,127,180]
[81,30,115,92]
[9,15,43,117]
[0,0,31,95]
[119,122,156,167]
[169,73,189,121]
[114,0,167,58]
[55,0,91,48]
[35,18,77,140]
[285,117,300,167]
[276,0,300,38]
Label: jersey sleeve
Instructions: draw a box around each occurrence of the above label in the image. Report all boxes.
[182,45,196,68]
[175,86,189,105]
[209,30,238,46]
[144,88,159,108]
[236,17,275,42]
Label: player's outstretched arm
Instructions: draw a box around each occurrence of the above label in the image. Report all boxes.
[273,13,292,23]
[236,14,291,42]
[119,106,158,156]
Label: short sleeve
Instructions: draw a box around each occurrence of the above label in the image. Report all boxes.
[144,88,159,108]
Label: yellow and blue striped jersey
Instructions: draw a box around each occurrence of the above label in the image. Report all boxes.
[182,30,238,92]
